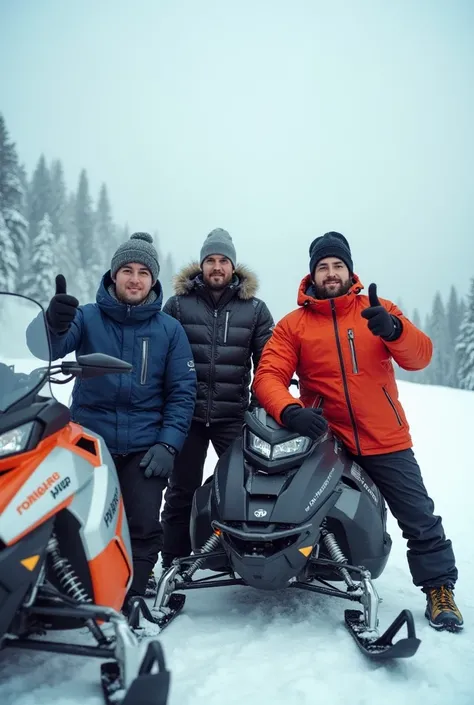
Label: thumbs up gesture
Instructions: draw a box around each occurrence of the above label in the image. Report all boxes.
[46,275,79,333]
[361,283,397,339]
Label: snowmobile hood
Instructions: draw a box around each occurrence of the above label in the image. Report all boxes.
[95,271,163,324]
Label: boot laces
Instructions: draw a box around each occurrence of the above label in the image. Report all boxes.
[431,585,456,612]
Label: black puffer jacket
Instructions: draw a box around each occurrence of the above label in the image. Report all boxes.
[163,263,274,424]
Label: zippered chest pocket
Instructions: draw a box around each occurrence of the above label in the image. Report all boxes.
[347,329,359,374]
[140,337,149,385]
[223,311,230,344]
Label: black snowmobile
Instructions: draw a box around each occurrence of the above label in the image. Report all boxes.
[132,398,421,661]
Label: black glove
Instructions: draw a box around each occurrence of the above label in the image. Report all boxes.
[139,443,176,479]
[280,405,328,440]
[361,283,402,341]
[46,275,79,333]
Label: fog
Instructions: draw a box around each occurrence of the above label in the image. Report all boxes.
[1,0,473,322]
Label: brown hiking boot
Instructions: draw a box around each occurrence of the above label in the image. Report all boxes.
[424,584,463,632]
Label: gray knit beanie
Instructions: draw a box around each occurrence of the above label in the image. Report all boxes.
[199,228,237,268]
[110,232,160,282]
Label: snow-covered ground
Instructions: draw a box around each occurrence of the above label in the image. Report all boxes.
[1,379,473,705]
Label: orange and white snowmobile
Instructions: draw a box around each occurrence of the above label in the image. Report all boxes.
[0,291,170,705]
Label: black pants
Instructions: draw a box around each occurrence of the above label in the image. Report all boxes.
[113,452,167,597]
[161,419,243,560]
[351,448,458,588]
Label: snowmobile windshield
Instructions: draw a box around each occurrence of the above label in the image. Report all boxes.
[0,293,51,413]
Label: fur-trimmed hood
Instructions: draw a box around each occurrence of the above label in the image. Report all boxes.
[172,262,259,300]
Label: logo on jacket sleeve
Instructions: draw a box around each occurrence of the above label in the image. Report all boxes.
[187,359,195,371]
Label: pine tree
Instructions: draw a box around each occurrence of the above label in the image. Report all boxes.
[403,308,425,384]
[60,192,89,302]
[28,155,52,243]
[395,297,405,313]
[426,291,450,386]
[0,211,18,291]
[49,160,68,240]
[23,214,56,307]
[75,169,95,268]
[17,162,28,218]
[0,114,28,288]
[75,169,99,300]
[161,252,175,302]
[49,161,82,289]
[455,278,474,391]
[95,183,114,270]
[412,308,422,331]
[445,286,463,387]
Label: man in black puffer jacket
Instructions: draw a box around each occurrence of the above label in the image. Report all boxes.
[160,228,274,568]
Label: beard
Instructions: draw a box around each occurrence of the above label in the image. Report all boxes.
[203,271,232,291]
[115,286,149,305]
[313,277,352,299]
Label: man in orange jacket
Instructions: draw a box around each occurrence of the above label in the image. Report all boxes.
[253,231,463,632]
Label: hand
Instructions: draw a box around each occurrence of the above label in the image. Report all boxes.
[139,443,176,479]
[46,275,79,333]
[280,405,328,440]
[361,283,399,340]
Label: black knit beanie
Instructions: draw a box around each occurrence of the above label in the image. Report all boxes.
[309,231,353,276]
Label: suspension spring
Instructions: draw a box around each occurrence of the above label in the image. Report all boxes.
[182,531,221,580]
[48,535,91,603]
[47,534,109,646]
[321,530,355,588]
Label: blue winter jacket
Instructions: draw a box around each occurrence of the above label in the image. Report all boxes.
[27,273,197,455]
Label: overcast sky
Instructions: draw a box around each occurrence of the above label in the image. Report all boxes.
[1,0,473,321]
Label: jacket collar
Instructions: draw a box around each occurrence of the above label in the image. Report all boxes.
[297,273,364,315]
[173,262,259,300]
[96,271,163,324]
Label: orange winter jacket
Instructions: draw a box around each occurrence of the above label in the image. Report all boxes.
[252,274,433,456]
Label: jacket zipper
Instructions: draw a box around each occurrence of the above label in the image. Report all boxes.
[347,329,359,374]
[223,311,230,344]
[311,396,324,409]
[140,338,149,385]
[206,309,218,426]
[331,301,361,455]
[383,387,402,425]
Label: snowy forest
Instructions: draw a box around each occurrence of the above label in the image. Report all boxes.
[394,286,474,390]
[0,111,473,391]
[0,112,176,308]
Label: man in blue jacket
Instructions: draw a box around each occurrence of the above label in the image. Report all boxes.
[36,232,196,600]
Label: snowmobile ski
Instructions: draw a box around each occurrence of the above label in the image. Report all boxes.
[344,608,421,660]
[128,593,186,634]
[101,639,170,705]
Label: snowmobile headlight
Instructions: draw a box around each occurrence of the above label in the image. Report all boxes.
[272,437,311,459]
[0,422,34,458]
[247,431,311,460]
[248,431,272,458]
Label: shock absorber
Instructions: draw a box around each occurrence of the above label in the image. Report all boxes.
[48,535,91,602]
[321,529,356,588]
[47,535,108,645]
[182,530,222,580]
